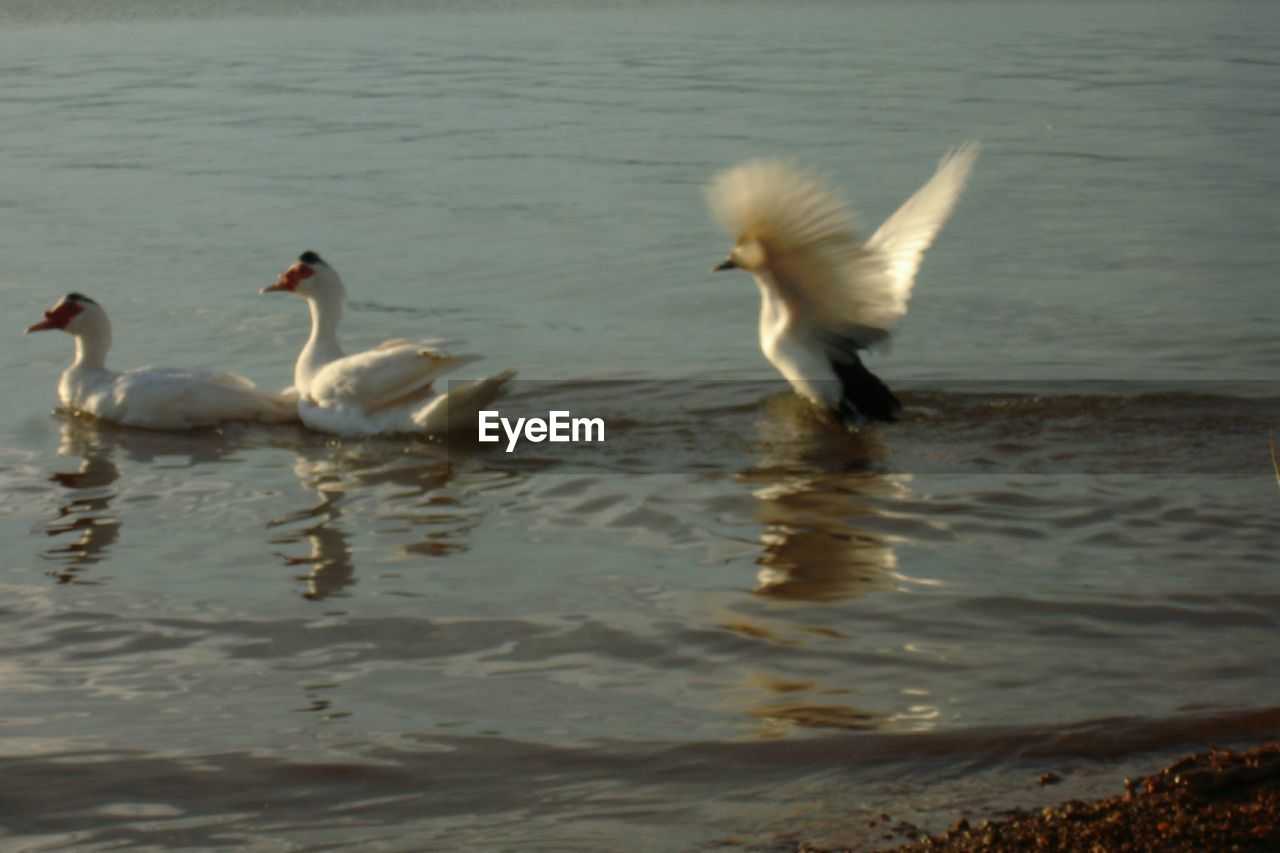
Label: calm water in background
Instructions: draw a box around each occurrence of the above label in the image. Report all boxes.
[0,0,1278,848]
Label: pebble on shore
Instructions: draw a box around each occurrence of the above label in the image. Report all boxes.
[799,742,1280,852]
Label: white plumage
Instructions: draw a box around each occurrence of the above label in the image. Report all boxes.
[706,142,980,424]
[262,251,514,437]
[25,293,298,429]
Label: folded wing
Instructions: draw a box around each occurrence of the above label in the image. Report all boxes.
[109,368,297,427]
[308,341,481,415]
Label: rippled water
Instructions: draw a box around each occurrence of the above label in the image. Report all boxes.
[1,0,1277,849]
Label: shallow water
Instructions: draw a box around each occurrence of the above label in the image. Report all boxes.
[1,0,1278,849]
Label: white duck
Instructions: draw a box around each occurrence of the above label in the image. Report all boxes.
[706,142,980,425]
[261,251,514,436]
[25,293,298,429]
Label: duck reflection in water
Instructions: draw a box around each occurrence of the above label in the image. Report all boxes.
[742,396,909,603]
[727,400,924,737]
[269,482,353,602]
[44,415,285,584]
[45,419,122,583]
[270,444,458,601]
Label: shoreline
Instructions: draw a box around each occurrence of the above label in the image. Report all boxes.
[800,741,1280,851]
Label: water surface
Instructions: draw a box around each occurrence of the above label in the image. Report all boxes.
[0,1,1277,848]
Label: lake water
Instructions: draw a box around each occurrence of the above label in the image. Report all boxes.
[1,0,1277,849]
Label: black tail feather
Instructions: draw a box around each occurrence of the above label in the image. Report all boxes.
[831,355,901,426]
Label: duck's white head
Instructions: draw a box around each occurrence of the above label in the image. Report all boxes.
[261,251,345,301]
[705,158,857,278]
[25,293,108,336]
[711,236,768,274]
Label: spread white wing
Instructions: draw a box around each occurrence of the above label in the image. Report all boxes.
[865,141,981,313]
[706,142,980,344]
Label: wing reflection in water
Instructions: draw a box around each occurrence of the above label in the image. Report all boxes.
[268,443,458,601]
[741,398,911,602]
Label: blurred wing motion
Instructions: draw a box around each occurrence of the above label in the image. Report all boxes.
[705,143,979,424]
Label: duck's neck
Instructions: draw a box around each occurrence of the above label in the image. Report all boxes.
[755,274,794,335]
[71,318,111,372]
[296,286,346,393]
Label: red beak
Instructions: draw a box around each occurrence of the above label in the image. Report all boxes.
[261,262,314,294]
[25,303,78,334]
[25,317,57,333]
